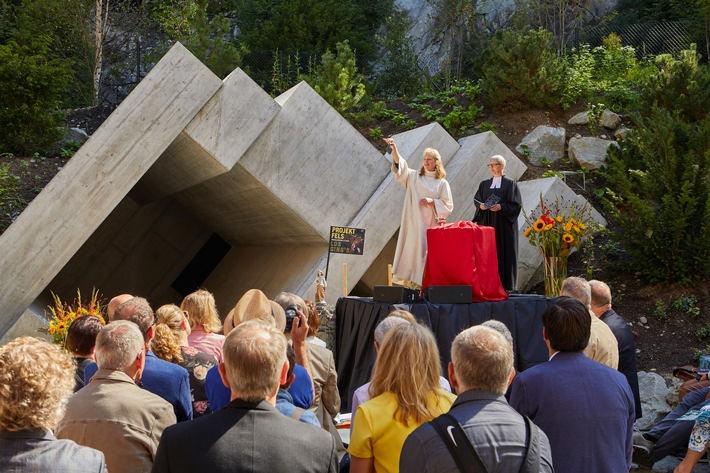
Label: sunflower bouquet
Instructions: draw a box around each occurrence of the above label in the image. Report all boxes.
[523,194,593,296]
[45,288,106,345]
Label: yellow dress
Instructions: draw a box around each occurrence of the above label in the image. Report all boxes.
[348,389,457,473]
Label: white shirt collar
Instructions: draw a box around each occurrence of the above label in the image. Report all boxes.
[490,176,502,189]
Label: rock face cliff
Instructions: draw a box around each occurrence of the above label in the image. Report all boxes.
[395,0,619,74]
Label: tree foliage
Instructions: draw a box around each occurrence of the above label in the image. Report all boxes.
[0,36,70,155]
[481,28,565,111]
[375,10,424,99]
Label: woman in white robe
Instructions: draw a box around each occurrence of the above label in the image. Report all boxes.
[384,138,453,288]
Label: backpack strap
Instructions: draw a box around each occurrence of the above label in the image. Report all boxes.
[429,413,488,473]
[519,416,541,473]
[290,407,305,420]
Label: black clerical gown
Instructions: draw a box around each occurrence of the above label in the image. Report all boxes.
[472,176,522,291]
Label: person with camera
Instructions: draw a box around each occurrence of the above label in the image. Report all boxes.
[384,137,453,290]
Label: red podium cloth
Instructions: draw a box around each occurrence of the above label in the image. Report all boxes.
[422,221,508,302]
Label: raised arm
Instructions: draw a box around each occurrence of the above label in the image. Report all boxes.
[383,137,400,165]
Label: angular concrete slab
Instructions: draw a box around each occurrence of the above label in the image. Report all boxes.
[0,43,223,336]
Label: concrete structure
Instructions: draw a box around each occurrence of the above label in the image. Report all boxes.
[0,44,602,341]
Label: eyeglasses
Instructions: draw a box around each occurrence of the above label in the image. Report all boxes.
[487,163,502,168]
[135,348,144,361]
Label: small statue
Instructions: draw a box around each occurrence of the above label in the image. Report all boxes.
[315,270,327,305]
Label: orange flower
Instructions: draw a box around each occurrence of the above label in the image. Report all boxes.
[524,227,532,238]
[534,219,545,232]
[543,224,553,231]
[556,215,563,223]
[563,234,574,244]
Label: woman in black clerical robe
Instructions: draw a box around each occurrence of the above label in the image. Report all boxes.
[473,154,522,291]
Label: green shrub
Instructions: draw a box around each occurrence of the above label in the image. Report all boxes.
[481,28,565,111]
[602,107,710,282]
[636,44,710,122]
[306,41,367,117]
[375,11,424,98]
[0,36,70,155]
[652,300,670,320]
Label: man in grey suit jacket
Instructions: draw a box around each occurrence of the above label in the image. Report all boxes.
[152,319,338,473]
[510,297,635,473]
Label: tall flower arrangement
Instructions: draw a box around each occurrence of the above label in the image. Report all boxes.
[523,195,593,296]
[45,288,106,345]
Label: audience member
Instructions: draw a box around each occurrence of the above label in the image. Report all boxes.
[276,291,340,430]
[305,299,327,347]
[84,297,192,421]
[672,416,710,473]
[510,297,634,473]
[387,309,417,323]
[401,326,553,472]
[0,337,107,473]
[589,279,642,419]
[65,314,103,391]
[152,304,218,417]
[204,289,313,411]
[350,316,451,434]
[57,321,176,473]
[348,323,456,473]
[560,276,619,369]
[633,386,710,465]
[181,289,225,362]
[276,345,321,426]
[152,320,337,473]
[107,293,133,321]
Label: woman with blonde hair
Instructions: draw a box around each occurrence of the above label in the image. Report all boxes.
[181,289,225,362]
[348,323,456,473]
[384,138,453,289]
[153,304,218,417]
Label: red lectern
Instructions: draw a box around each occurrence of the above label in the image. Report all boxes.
[422,221,508,302]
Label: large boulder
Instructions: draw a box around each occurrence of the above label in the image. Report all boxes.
[568,137,619,170]
[516,125,565,165]
[634,371,674,431]
[599,109,621,129]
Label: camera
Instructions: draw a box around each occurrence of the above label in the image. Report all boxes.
[386,145,393,154]
[285,305,298,331]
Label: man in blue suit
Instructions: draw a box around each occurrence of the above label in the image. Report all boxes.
[510,297,635,473]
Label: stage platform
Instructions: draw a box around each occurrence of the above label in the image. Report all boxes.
[335,294,552,412]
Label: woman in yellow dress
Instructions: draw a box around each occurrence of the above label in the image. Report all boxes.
[348,322,456,473]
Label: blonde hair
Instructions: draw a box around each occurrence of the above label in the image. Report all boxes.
[181,289,222,334]
[369,323,443,426]
[152,304,185,363]
[387,309,417,324]
[419,148,446,179]
[452,326,513,395]
[0,337,76,431]
[223,320,287,402]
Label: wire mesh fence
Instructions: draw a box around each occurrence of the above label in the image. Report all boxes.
[578,19,709,62]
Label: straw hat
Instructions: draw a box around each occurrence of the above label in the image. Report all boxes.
[223,289,286,334]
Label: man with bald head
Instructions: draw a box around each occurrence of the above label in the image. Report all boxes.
[84,297,192,421]
[107,293,133,320]
[560,276,619,369]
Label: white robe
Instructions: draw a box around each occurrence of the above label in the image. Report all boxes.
[391,158,453,286]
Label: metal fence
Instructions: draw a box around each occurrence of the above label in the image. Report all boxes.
[578,20,709,62]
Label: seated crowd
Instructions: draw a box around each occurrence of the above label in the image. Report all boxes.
[0,277,702,472]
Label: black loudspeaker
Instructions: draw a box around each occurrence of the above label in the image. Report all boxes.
[373,285,419,303]
[423,285,472,303]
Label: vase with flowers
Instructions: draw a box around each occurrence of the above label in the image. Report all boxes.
[43,288,106,345]
[523,194,593,297]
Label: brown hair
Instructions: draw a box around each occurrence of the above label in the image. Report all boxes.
[304,300,320,337]
[66,315,103,356]
[368,323,444,426]
[452,326,513,395]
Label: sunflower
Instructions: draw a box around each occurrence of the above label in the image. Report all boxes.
[563,222,573,232]
[534,219,545,232]
[524,227,532,238]
[556,215,563,223]
[543,224,553,231]
[563,233,574,244]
